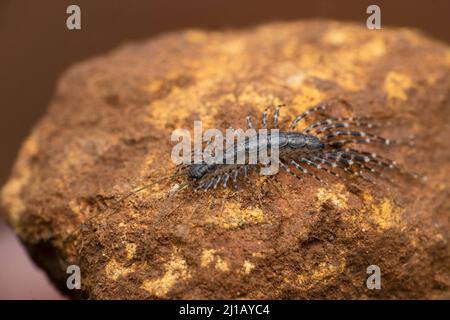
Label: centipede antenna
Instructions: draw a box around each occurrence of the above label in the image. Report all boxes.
[114,172,186,204]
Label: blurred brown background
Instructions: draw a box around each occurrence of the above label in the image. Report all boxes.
[0,0,449,300]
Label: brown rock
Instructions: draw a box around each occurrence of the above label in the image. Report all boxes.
[2,21,450,299]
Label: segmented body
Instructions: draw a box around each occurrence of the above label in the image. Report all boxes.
[185,98,417,190]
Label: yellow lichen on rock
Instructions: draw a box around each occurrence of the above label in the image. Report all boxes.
[215,257,230,272]
[341,192,403,232]
[2,20,450,300]
[206,202,266,229]
[241,260,255,275]
[125,242,137,260]
[297,260,346,290]
[315,184,349,210]
[290,85,325,123]
[359,37,387,61]
[384,71,413,101]
[369,197,402,230]
[200,248,230,272]
[200,249,217,267]
[141,250,191,297]
[105,259,135,281]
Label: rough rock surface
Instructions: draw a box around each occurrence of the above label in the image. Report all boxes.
[2,21,450,299]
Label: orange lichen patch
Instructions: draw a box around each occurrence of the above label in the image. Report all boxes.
[291,85,324,115]
[322,24,387,60]
[359,37,387,60]
[200,248,230,272]
[363,192,374,203]
[200,249,217,267]
[297,260,346,289]
[215,256,230,272]
[125,242,137,260]
[105,259,135,281]
[255,176,269,189]
[368,197,402,230]
[241,260,255,275]
[345,192,403,232]
[384,72,413,101]
[340,192,373,231]
[315,184,349,210]
[251,251,266,258]
[281,85,326,130]
[141,250,191,297]
[205,202,266,229]
[336,37,387,65]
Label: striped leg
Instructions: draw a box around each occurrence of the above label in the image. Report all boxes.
[304,156,341,179]
[321,153,373,183]
[232,169,240,185]
[339,154,392,183]
[326,136,412,148]
[290,98,350,129]
[307,118,380,134]
[273,104,285,128]
[243,165,249,178]
[328,151,396,184]
[279,160,304,181]
[213,175,222,189]
[261,110,268,129]
[201,178,215,191]
[338,148,393,167]
[324,130,413,147]
[246,116,254,129]
[290,159,322,182]
[245,164,257,177]
[222,173,231,188]
[336,147,419,179]
[290,104,327,130]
